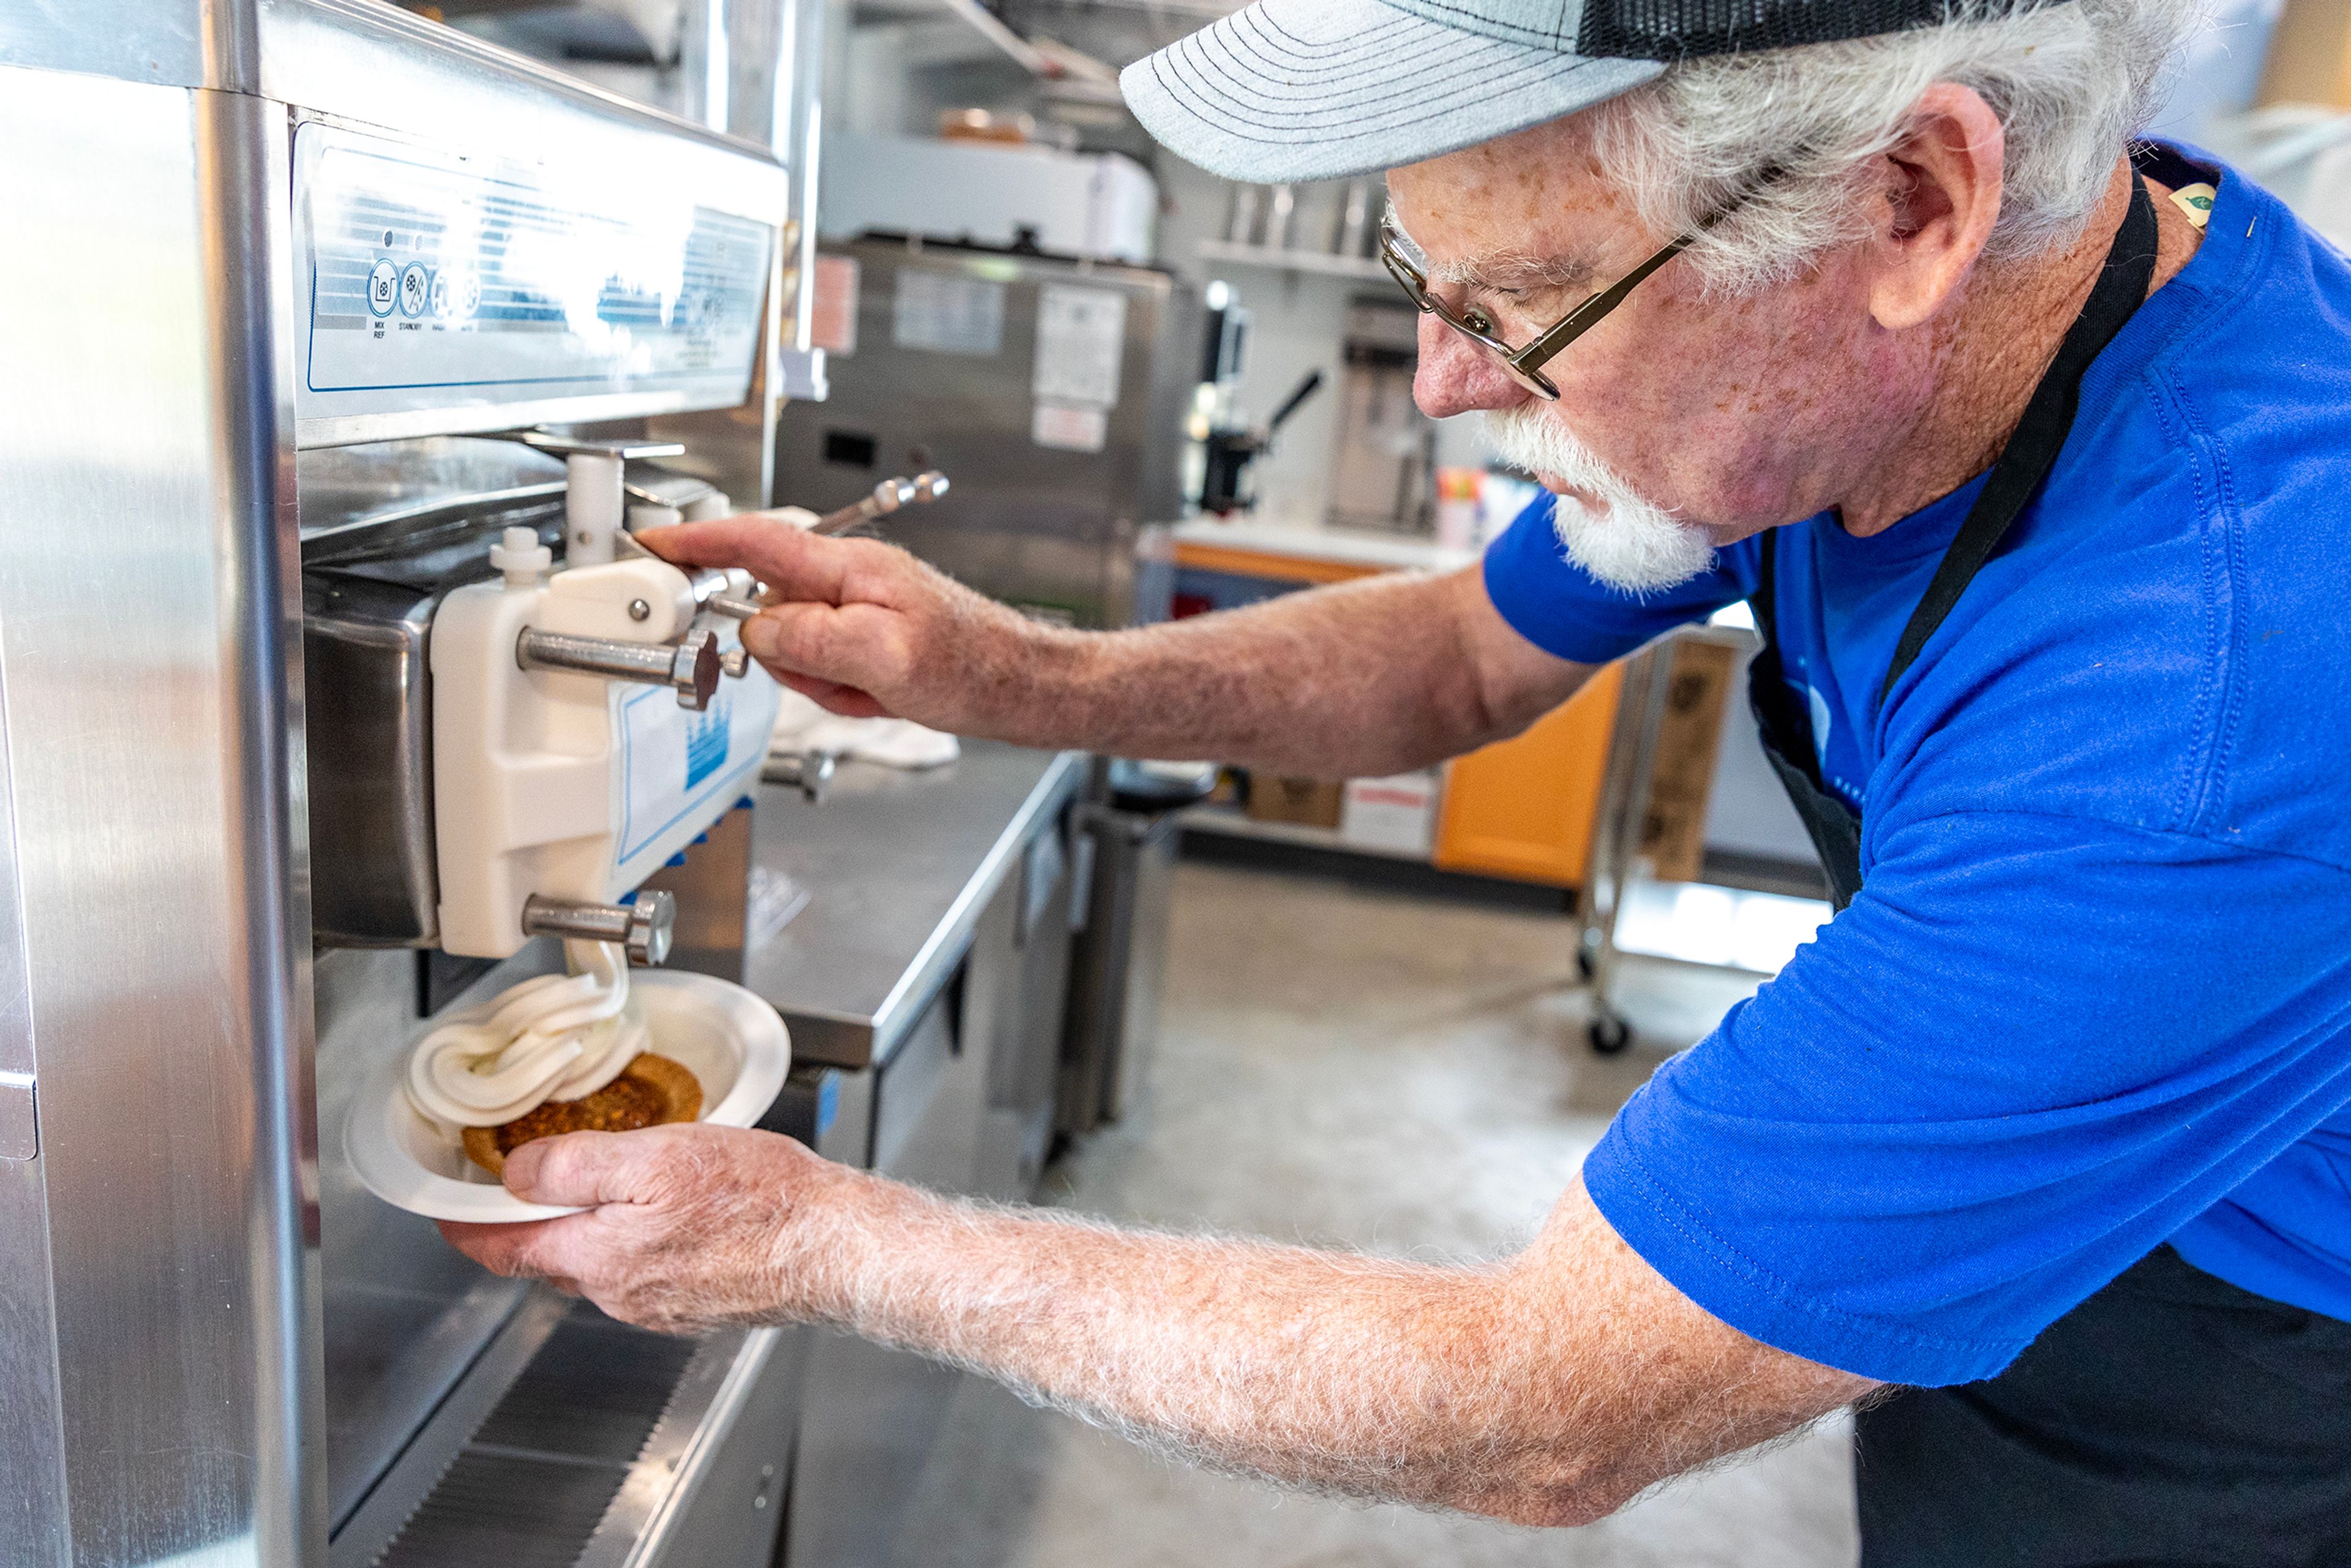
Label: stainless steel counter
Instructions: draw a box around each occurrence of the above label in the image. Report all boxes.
[745,743,1085,1568]
[746,743,1087,1068]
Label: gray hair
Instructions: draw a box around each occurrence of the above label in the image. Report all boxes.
[1590,0,2208,294]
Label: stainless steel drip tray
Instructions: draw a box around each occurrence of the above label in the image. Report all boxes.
[334,1291,806,1568]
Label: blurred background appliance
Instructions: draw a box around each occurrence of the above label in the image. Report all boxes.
[1195,369,1325,517]
[822,132,1157,264]
[776,235,1197,628]
[1326,300,1436,535]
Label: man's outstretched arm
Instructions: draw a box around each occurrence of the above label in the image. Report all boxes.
[442,1127,1872,1526]
[642,518,1594,779]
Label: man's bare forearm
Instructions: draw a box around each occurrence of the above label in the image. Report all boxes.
[973,568,1589,777]
[454,1131,1872,1526]
[786,1166,1855,1526]
[640,519,1589,775]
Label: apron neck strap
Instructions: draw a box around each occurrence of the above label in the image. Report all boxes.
[1875,171,2161,700]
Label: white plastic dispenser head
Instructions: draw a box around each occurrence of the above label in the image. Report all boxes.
[683,490,733,522]
[429,545,781,959]
[566,451,625,566]
[489,526,552,589]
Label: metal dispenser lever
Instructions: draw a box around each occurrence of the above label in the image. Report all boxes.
[812,470,950,536]
[517,625,722,709]
[765,750,835,802]
[688,566,767,624]
[521,890,676,966]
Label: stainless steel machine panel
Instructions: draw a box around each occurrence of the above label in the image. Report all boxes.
[3,4,806,1565]
[300,446,571,948]
[0,63,318,1568]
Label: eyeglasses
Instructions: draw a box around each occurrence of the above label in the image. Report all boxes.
[1381,221,1698,401]
[1381,208,1728,401]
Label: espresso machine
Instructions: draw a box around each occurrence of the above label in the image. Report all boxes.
[0,4,828,1564]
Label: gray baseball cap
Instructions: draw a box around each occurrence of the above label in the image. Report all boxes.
[1121,0,2057,183]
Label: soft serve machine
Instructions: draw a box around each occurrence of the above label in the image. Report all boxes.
[1,3,834,1564]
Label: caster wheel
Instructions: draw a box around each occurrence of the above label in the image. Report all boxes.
[1589,1015,1632,1055]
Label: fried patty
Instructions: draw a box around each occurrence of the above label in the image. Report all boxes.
[461,1052,703,1177]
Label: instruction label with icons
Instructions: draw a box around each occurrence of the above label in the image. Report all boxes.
[293,122,774,422]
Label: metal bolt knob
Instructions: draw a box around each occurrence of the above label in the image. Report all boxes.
[520,890,675,966]
[517,625,722,710]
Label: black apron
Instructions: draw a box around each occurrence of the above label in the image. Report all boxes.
[1744,173,2351,1564]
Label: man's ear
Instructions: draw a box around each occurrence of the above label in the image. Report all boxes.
[1867,83,2006,331]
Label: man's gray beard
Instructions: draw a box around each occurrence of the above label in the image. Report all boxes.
[1483,408,1716,595]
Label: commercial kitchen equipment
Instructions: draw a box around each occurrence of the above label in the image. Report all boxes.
[1059,759,1217,1135]
[1,4,819,1564]
[1327,299,1438,535]
[774,235,1198,628]
[1196,370,1326,517]
[1576,624,1827,1054]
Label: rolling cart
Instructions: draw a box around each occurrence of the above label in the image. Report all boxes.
[1574,624,1768,1054]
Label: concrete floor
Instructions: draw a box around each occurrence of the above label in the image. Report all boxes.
[888,858,1858,1568]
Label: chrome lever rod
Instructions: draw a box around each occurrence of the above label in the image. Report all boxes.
[811,470,949,537]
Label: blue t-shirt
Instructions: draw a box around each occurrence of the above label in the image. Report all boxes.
[1485,156,2351,1386]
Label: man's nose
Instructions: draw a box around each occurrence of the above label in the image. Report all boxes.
[1412,312,1532,420]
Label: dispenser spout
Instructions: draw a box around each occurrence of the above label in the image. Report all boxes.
[520,890,675,966]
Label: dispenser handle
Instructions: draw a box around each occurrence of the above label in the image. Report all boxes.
[763,749,835,803]
[811,471,950,537]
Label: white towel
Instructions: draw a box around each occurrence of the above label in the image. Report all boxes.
[769,688,960,770]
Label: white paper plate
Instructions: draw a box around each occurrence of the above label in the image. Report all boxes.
[346,970,791,1224]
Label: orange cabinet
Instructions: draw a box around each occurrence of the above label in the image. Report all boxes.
[1432,665,1624,886]
[1168,525,1629,888]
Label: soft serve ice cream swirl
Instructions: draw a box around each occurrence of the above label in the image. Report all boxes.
[405,940,650,1130]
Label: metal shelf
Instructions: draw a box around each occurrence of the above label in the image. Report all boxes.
[1194,238,1391,283]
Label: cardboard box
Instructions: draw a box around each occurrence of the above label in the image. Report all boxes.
[1340,771,1439,856]
[2262,0,2351,109]
[1248,773,1345,830]
[1639,636,1737,882]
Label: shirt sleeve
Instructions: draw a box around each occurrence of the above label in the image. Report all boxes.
[1582,808,2351,1386]
[1480,492,1753,664]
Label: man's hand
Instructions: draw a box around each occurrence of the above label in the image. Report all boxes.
[640,516,1049,730]
[440,1123,850,1335]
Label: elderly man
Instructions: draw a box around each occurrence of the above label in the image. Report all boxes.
[448,0,2351,1558]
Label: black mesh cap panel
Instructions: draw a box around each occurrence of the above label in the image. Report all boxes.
[1576,0,2071,61]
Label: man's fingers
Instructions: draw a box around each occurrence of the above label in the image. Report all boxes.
[744,602,876,679]
[439,1215,580,1279]
[503,1130,661,1207]
[778,671,890,718]
[638,516,856,605]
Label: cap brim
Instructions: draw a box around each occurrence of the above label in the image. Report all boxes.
[1122,0,1663,184]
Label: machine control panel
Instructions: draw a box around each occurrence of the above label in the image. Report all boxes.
[293,122,774,437]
